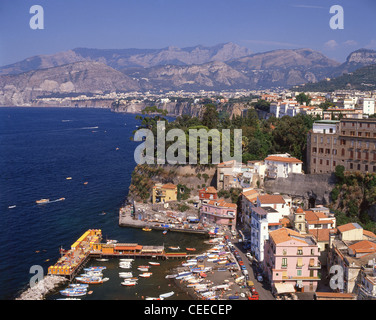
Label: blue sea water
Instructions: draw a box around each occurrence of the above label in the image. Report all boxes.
[0,107,206,300]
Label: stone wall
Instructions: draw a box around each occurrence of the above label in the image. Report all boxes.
[263,173,336,208]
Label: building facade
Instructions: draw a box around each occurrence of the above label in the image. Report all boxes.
[307,118,376,174]
[199,198,237,231]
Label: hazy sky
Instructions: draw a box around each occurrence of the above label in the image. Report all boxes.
[1,0,375,66]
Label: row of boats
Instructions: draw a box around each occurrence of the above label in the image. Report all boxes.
[59,266,109,298]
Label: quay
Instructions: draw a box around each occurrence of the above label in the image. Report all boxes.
[47,229,193,280]
[118,203,210,235]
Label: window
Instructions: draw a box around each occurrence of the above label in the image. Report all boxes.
[297,248,303,255]
[311,249,315,255]
[297,270,302,276]
[282,258,287,268]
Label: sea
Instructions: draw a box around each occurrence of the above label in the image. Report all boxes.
[0,107,208,300]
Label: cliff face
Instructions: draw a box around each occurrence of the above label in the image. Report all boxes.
[263,173,336,208]
[331,48,376,76]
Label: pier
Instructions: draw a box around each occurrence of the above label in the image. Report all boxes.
[48,229,192,280]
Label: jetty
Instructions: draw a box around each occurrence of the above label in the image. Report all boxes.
[47,229,192,281]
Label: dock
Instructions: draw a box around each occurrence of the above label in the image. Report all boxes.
[48,229,192,280]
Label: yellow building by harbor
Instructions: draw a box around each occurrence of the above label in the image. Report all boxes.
[152,183,177,204]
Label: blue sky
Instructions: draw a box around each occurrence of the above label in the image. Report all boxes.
[0,0,375,66]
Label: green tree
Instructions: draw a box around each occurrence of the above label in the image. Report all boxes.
[295,92,312,106]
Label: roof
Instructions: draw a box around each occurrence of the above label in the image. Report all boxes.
[258,194,286,205]
[315,292,357,300]
[241,189,259,201]
[274,283,295,294]
[207,199,237,209]
[348,240,376,254]
[363,230,376,239]
[269,228,308,245]
[161,183,177,190]
[337,222,362,233]
[308,229,331,242]
[264,155,303,163]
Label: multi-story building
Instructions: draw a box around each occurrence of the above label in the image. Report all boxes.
[199,198,237,231]
[198,186,218,203]
[152,183,177,204]
[307,118,376,174]
[264,154,303,178]
[263,228,321,294]
[360,97,375,115]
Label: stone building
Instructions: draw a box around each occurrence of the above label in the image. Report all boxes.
[307,118,376,174]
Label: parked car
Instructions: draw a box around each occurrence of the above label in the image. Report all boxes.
[257,274,263,282]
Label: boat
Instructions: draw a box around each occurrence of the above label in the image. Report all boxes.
[163,230,167,235]
[84,266,106,271]
[148,262,160,266]
[60,290,86,297]
[138,265,150,269]
[119,272,133,278]
[186,248,196,251]
[8,205,16,209]
[66,177,72,180]
[121,280,137,286]
[165,274,177,279]
[159,291,174,299]
[142,228,152,231]
[169,246,180,250]
[76,277,109,284]
[69,284,89,288]
[96,258,109,262]
[137,267,149,272]
[84,182,88,185]
[36,199,49,204]
[139,272,152,278]
[119,258,133,262]
[145,297,163,300]
[182,262,197,267]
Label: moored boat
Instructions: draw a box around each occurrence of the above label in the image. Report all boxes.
[159,291,174,299]
[139,272,152,278]
[148,261,160,266]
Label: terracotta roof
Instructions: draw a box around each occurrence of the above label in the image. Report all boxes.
[258,194,286,205]
[315,292,356,299]
[280,217,291,227]
[348,240,376,254]
[269,228,307,245]
[309,229,331,242]
[363,230,376,239]
[207,199,237,209]
[337,222,362,233]
[265,155,303,163]
[162,183,177,189]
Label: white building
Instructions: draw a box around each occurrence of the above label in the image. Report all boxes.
[360,98,375,115]
[264,154,303,178]
[250,194,292,261]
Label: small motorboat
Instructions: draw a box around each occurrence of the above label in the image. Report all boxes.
[121,280,137,286]
[139,272,152,278]
[66,177,72,180]
[163,230,167,235]
[119,272,133,278]
[159,291,174,299]
[83,182,88,185]
[142,228,152,231]
[36,199,49,204]
[145,297,163,300]
[96,258,109,262]
[8,205,16,209]
[186,248,196,251]
[148,262,160,266]
[137,267,149,272]
[169,246,180,250]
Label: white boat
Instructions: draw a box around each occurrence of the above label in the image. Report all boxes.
[182,262,197,267]
[96,258,109,262]
[60,290,86,297]
[120,259,134,262]
[169,246,180,250]
[119,264,132,269]
[121,280,138,286]
[137,267,149,272]
[139,272,152,278]
[148,262,160,266]
[159,291,174,299]
[119,272,133,278]
[8,205,16,209]
[145,297,164,300]
[165,274,177,279]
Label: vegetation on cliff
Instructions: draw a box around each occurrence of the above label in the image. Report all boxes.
[330,165,376,233]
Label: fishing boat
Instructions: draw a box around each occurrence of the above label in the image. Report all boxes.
[142,227,152,231]
[186,248,196,251]
[148,262,160,266]
[159,291,174,299]
[139,272,152,278]
[169,246,180,250]
[36,199,49,204]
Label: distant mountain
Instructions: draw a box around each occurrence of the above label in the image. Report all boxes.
[0,61,140,106]
[331,48,376,77]
[294,64,376,92]
[0,42,253,75]
[124,48,341,91]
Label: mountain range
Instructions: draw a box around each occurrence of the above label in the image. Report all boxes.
[0,43,375,106]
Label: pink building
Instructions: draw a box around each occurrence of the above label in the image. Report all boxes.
[200,198,237,231]
[263,228,320,295]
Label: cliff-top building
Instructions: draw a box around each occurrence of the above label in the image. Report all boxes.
[307,118,376,174]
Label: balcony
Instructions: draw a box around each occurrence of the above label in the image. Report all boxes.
[282,275,320,281]
[308,261,322,270]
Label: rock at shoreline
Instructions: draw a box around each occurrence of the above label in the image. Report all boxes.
[16,275,68,300]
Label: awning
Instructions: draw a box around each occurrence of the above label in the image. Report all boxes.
[274,283,295,294]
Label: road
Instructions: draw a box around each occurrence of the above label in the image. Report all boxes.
[232,239,275,300]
